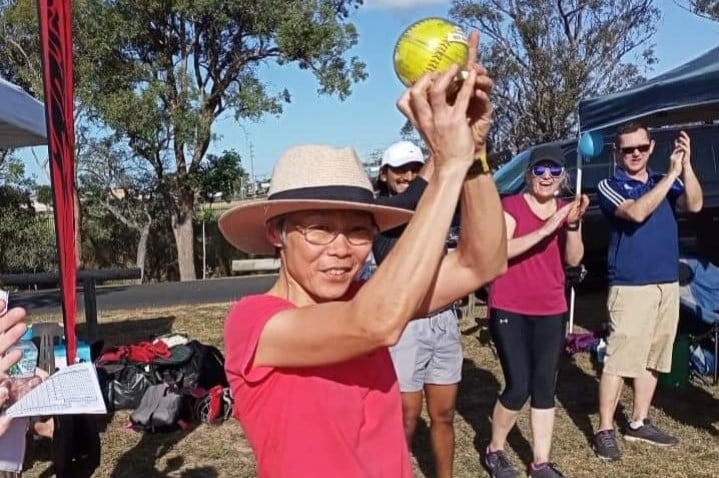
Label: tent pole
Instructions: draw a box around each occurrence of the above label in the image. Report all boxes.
[568,131,584,335]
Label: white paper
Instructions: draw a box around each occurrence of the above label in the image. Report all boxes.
[0,418,28,472]
[5,362,107,418]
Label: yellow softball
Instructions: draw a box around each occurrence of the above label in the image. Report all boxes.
[393,17,469,87]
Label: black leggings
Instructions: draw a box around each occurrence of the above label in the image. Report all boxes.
[489,308,565,410]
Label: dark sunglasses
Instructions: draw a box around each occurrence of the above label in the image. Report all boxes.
[620,144,651,155]
[531,164,564,178]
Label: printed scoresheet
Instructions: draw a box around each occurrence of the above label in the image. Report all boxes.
[5,362,107,418]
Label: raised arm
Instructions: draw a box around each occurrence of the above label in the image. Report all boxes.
[413,31,508,313]
[255,66,479,368]
[605,147,683,223]
[563,195,588,266]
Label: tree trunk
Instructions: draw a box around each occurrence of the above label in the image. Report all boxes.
[136,223,150,284]
[74,186,82,267]
[171,195,196,281]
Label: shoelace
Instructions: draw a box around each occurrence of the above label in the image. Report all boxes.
[641,421,667,437]
[531,462,566,477]
[546,464,566,477]
[598,431,618,450]
[491,451,513,469]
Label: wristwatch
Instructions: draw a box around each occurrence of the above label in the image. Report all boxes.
[566,222,581,231]
[467,151,491,176]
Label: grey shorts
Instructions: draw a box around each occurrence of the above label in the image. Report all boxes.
[389,309,463,392]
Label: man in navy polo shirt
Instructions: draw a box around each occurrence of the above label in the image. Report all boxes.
[593,122,703,461]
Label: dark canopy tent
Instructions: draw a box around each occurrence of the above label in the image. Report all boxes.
[579,46,719,132]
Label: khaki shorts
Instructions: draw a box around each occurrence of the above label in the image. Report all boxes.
[604,282,680,378]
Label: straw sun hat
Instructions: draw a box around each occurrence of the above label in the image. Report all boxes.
[218,144,414,255]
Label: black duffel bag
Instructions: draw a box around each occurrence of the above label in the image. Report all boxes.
[152,340,228,390]
[97,361,156,411]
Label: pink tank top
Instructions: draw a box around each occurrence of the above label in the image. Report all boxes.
[489,194,568,316]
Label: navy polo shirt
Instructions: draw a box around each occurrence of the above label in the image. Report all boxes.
[597,169,684,286]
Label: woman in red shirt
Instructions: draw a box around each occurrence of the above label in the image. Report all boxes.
[483,145,588,478]
[219,60,507,477]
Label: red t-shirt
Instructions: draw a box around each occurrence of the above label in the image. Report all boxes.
[489,193,568,316]
[224,293,412,478]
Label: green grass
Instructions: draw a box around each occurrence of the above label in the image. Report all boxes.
[21,291,719,478]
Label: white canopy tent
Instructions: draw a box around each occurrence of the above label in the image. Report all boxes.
[0,77,46,149]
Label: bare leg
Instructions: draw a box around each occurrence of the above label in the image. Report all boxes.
[399,390,423,446]
[632,369,658,422]
[425,383,458,478]
[530,408,555,464]
[489,400,521,451]
[598,372,624,431]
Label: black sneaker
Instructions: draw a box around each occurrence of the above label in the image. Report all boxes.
[624,419,679,447]
[593,429,622,461]
[484,448,519,478]
[528,462,567,478]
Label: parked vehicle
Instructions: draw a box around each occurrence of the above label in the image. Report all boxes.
[492,123,719,283]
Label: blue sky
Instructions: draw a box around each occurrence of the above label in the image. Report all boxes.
[19,0,719,183]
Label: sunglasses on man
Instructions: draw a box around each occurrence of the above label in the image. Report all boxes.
[620,144,651,155]
[531,164,565,178]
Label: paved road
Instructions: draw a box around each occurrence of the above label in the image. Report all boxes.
[11,275,278,314]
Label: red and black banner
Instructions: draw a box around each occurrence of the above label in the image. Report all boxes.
[38,0,77,364]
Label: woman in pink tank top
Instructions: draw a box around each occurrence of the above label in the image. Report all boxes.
[483,145,589,478]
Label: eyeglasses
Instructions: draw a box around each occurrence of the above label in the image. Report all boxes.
[620,144,651,155]
[294,224,376,246]
[531,164,564,178]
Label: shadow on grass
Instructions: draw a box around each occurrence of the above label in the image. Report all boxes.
[654,381,719,436]
[556,356,606,445]
[455,354,534,466]
[411,418,435,478]
[110,426,218,478]
[76,316,176,348]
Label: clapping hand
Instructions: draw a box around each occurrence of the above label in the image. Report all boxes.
[539,202,574,238]
[669,131,690,177]
[567,194,590,225]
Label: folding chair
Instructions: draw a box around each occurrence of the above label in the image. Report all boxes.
[678,258,719,385]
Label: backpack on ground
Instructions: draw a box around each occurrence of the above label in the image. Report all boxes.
[129,383,187,432]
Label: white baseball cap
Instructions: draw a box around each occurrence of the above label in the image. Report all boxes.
[380,141,425,168]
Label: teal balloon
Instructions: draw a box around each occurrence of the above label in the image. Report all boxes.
[579,131,604,158]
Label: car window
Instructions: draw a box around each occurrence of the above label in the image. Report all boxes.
[684,128,718,180]
[647,126,719,180]
[494,149,530,195]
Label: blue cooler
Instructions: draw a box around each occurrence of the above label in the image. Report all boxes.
[54,340,92,368]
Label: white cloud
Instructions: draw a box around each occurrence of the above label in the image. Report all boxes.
[363,0,450,10]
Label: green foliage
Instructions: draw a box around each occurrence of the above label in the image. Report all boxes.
[451,0,661,152]
[677,0,719,19]
[195,149,245,202]
[0,186,56,273]
[0,150,34,189]
[1,0,367,279]
[36,185,53,206]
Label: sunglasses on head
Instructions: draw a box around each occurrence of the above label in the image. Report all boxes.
[620,144,651,155]
[531,164,564,178]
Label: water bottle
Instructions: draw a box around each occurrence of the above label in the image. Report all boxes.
[8,326,38,379]
[596,338,607,364]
